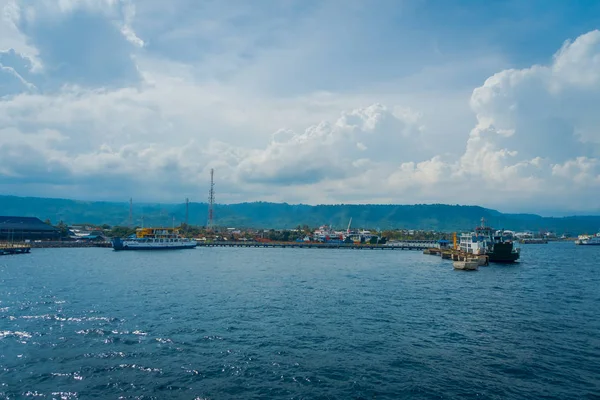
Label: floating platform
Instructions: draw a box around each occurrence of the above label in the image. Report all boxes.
[424,247,489,265]
[0,242,31,256]
[196,240,437,250]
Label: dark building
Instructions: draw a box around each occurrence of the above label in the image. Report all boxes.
[0,216,61,241]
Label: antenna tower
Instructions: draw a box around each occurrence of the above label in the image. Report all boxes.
[208,169,215,230]
[129,198,133,227]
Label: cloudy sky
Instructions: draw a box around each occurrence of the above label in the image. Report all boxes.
[1,0,599,214]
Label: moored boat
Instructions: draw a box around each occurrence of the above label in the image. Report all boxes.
[459,218,520,263]
[111,227,197,251]
[575,233,600,246]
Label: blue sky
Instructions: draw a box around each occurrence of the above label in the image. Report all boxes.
[0,0,599,215]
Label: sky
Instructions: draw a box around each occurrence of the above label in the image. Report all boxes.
[0,0,599,215]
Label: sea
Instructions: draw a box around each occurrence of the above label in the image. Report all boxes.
[1,243,599,399]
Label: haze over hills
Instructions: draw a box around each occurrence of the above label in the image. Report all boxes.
[1,195,599,234]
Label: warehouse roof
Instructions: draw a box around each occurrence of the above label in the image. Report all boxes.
[0,216,60,231]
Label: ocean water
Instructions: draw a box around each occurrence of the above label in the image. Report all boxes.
[1,243,599,399]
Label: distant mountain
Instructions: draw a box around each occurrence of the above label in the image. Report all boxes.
[0,195,599,234]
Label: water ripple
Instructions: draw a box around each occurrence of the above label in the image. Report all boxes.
[0,245,599,399]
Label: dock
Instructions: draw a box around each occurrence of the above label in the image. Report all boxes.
[196,240,440,250]
[0,242,31,255]
[423,247,489,265]
[29,241,112,248]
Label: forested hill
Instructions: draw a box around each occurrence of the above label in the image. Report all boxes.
[0,195,598,234]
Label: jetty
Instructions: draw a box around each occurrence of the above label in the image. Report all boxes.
[423,247,489,266]
[0,242,31,255]
[196,240,440,250]
[29,241,112,248]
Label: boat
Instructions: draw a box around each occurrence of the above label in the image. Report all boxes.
[459,218,520,263]
[575,233,600,245]
[111,227,197,251]
[453,259,479,270]
[312,225,345,243]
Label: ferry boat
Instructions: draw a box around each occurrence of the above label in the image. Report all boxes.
[313,224,345,243]
[575,233,600,245]
[111,227,197,251]
[459,218,520,263]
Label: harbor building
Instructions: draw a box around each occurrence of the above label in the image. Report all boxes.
[0,216,61,241]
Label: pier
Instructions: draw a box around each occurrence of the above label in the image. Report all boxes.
[423,247,489,265]
[29,241,112,248]
[196,240,440,250]
[0,242,31,255]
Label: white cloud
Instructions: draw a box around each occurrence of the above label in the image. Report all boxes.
[235,103,426,185]
[22,0,143,48]
[0,3,598,213]
[0,0,41,70]
[552,157,600,186]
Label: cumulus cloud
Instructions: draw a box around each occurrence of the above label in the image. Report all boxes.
[379,30,600,210]
[1,0,143,90]
[19,0,144,47]
[0,2,598,214]
[236,104,425,185]
[0,0,41,70]
[460,30,600,187]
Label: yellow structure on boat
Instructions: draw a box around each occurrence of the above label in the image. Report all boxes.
[136,227,180,239]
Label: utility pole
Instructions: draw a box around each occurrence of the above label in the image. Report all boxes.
[207,169,215,231]
[185,197,189,233]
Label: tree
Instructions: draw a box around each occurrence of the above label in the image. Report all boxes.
[107,226,137,238]
[56,221,70,238]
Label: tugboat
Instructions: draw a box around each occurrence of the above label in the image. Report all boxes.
[111,227,197,251]
[459,218,520,263]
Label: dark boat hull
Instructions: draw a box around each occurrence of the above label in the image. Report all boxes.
[487,242,520,263]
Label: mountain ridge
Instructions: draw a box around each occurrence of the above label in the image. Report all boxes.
[0,195,599,234]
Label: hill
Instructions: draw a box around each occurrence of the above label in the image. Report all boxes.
[0,195,598,234]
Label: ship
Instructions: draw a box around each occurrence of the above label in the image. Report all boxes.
[459,218,520,263]
[575,232,600,245]
[111,227,197,251]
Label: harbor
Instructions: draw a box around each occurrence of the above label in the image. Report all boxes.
[196,239,440,250]
[421,218,522,268]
